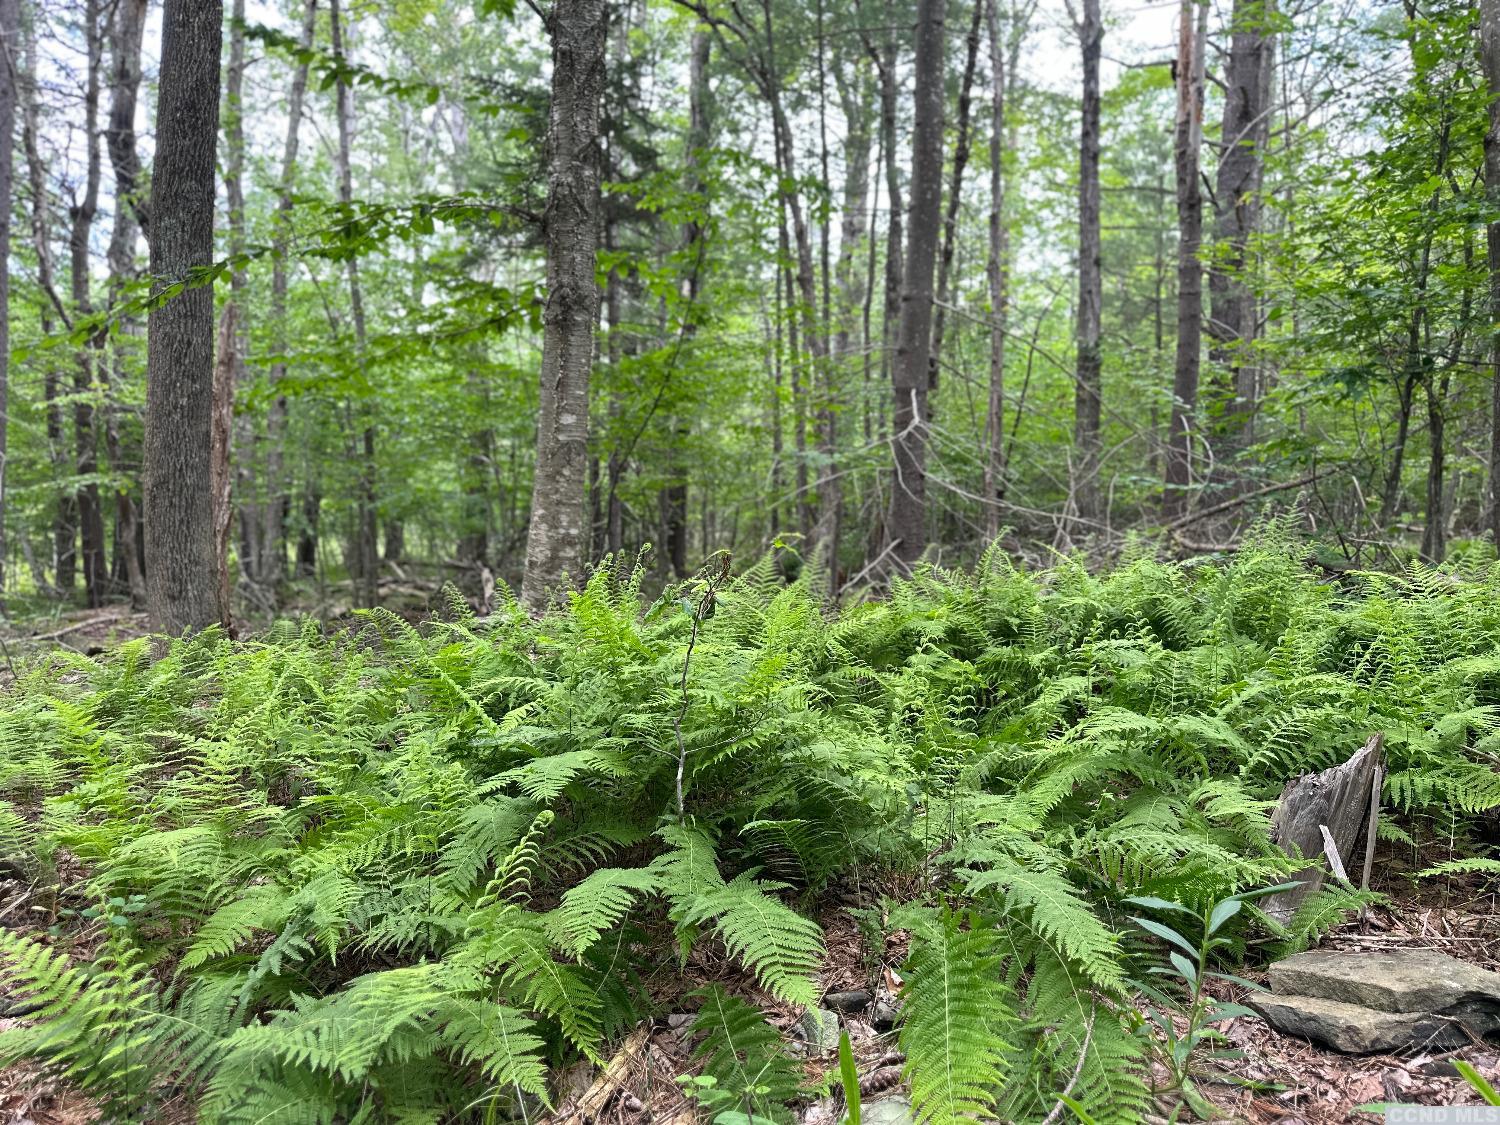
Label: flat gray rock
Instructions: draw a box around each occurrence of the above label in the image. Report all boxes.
[796,1007,841,1057]
[1269,949,1500,1015]
[861,1096,914,1125]
[1252,993,1472,1054]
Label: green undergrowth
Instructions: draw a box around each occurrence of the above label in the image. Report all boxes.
[0,531,1498,1123]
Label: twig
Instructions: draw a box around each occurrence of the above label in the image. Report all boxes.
[674,553,732,822]
[1038,1014,1094,1125]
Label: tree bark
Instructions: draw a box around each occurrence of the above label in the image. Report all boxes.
[1207,0,1274,449]
[329,0,378,609]
[983,0,1009,537]
[19,19,70,591]
[929,0,984,399]
[0,0,16,598]
[885,0,947,570]
[268,0,318,583]
[1482,0,1500,548]
[69,0,107,607]
[225,0,260,586]
[1071,0,1104,532]
[143,0,225,634]
[103,0,149,609]
[521,0,607,612]
[1163,0,1207,520]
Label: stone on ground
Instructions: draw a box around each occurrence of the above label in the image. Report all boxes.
[1254,948,1500,1054]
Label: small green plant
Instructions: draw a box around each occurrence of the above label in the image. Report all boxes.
[1126,886,1295,1115]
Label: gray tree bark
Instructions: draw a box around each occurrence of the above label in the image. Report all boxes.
[143,0,225,633]
[929,0,984,400]
[103,0,148,609]
[1163,0,1207,520]
[1207,0,1274,449]
[1482,0,1500,548]
[0,0,17,597]
[521,0,608,613]
[69,0,107,607]
[1070,0,1104,533]
[885,0,947,570]
[269,0,318,582]
[983,0,1009,538]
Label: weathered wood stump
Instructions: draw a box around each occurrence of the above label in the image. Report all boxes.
[1262,732,1383,924]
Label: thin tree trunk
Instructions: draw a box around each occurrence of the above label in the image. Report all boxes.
[983,0,1009,536]
[1163,0,1207,520]
[886,0,947,570]
[103,0,148,609]
[0,0,17,598]
[827,55,873,584]
[1482,0,1500,547]
[267,0,317,584]
[929,0,984,400]
[225,0,259,588]
[20,19,69,591]
[521,0,607,612]
[1071,0,1104,531]
[329,0,378,608]
[143,0,225,633]
[69,0,107,608]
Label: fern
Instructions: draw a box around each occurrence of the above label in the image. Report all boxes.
[896,906,1018,1124]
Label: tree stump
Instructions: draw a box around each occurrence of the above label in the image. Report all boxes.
[1262,733,1384,924]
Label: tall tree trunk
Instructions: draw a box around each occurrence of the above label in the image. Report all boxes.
[225,0,260,587]
[1163,0,1207,520]
[1482,0,1500,548]
[929,0,984,398]
[858,9,903,424]
[1207,0,1274,450]
[329,0,378,608]
[269,0,317,582]
[826,55,873,584]
[1071,0,1104,532]
[810,0,844,576]
[20,18,69,591]
[69,0,107,607]
[885,0,947,570]
[103,0,148,608]
[983,0,1009,537]
[143,0,225,633]
[521,0,607,612]
[0,0,16,598]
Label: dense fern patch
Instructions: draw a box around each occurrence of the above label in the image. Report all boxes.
[0,537,1497,1122]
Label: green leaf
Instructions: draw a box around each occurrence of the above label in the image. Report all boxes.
[1130,916,1198,960]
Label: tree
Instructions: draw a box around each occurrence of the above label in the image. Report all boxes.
[1163,0,1207,519]
[142,0,225,633]
[1207,0,1275,450]
[521,0,608,612]
[103,0,149,608]
[885,0,947,570]
[0,0,17,598]
[1069,0,1104,533]
[1483,0,1500,548]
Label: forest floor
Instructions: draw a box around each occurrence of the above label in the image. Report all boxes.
[1,872,1497,1124]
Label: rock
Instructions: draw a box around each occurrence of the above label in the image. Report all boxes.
[1252,993,1471,1054]
[665,1012,694,1029]
[1268,949,1500,1017]
[869,990,901,1031]
[861,1096,914,1125]
[797,1007,842,1057]
[823,989,872,1015]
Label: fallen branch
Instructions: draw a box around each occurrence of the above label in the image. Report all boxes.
[15,610,143,644]
[1165,470,1329,531]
